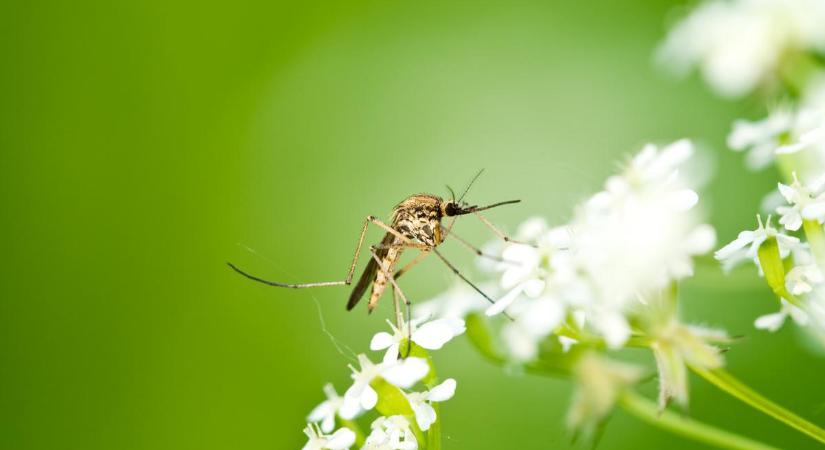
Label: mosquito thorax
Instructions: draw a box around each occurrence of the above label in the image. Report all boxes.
[391,194,446,246]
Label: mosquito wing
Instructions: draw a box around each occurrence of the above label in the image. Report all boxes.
[347,231,394,310]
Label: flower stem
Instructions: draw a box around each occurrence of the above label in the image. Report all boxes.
[690,365,825,445]
[339,418,366,447]
[618,391,779,450]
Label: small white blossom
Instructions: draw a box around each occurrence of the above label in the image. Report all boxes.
[363,416,418,450]
[776,173,825,230]
[344,354,429,412]
[308,384,362,432]
[405,378,457,431]
[567,353,644,435]
[755,299,810,332]
[302,423,356,450]
[786,264,825,295]
[657,0,825,97]
[370,318,465,363]
[728,108,795,170]
[714,215,800,272]
[728,107,825,170]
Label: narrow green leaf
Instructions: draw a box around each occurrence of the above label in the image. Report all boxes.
[756,236,801,305]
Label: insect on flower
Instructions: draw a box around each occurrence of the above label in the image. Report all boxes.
[227,171,524,343]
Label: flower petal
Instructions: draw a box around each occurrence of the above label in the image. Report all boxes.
[370,332,395,351]
[754,312,787,332]
[382,357,429,388]
[427,378,457,402]
[326,428,356,449]
[412,319,459,350]
[360,385,378,410]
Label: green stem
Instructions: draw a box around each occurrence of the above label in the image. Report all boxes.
[690,366,825,445]
[407,342,441,450]
[619,391,779,450]
[339,418,366,447]
[803,219,825,268]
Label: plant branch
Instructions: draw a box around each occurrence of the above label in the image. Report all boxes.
[619,391,779,450]
[690,365,825,445]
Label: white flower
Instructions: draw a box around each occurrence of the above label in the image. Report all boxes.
[567,353,644,434]
[484,224,572,317]
[776,173,825,230]
[363,416,418,450]
[500,296,567,361]
[786,264,825,295]
[302,423,356,450]
[714,215,800,272]
[728,108,795,170]
[755,299,810,332]
[728,107,825,170]
[344,354,429,412]
[370,318,465,363]
[308,384,362,432]
[484,244,547,316]
[573,141,715,333]
[404,378,457,431]
[657,0,825,97]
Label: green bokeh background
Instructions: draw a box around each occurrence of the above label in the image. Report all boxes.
[3,0,825,448]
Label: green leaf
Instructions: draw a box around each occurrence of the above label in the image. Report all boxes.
[756,236,801,306]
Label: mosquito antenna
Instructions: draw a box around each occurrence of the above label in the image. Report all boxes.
[445,185,457,203]
[458,169,485,203]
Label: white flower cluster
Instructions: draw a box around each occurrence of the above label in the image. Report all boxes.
[302,317,463,450]
[657,0,825,97]
[420,139,716,361]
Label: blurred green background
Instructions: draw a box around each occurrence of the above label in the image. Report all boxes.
[3,0,825,448]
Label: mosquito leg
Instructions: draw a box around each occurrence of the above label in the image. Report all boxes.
[432,248,514,321]
[473,212,537,248]
[228,215,407,289]
[369,248,415,357]
[227,263,350,288]
[440,225,512,264]
[394,250,430,280]
[391,285,403,330]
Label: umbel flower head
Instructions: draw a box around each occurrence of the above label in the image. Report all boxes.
[657,0,825,97]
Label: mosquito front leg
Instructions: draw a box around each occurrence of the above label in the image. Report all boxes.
[473,211,537,248]
[440,225,511,264]
[432,248,514,321]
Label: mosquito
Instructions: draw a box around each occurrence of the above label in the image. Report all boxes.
[227,171,526,354]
